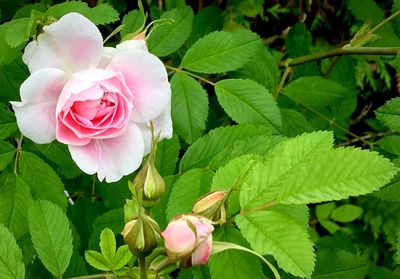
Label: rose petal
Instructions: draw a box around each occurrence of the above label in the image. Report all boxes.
[23,13,103,73]
[107,50,170,123]
[68,123,144,182]
[191,235,212,265]
[162,219,197,259]
[98,40,148,69]
[11,68,67,144]
[137,101,173,154]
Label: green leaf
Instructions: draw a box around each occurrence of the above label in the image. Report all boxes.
[5,18,33,48]
[0,224,25,279]
[315,202,336,220]
[236,210,315,278]
[312,249,369,279]
[99,228,116,266]
[232,45,279,92]
[0,109,18,140]
[18,151,66,209]
[0,141,15,171]
[113,245,132,270]
[85,250,110,271]
[215,79,281,132]
[283,77,349,108]
[240,131,334,209]
[280,108,314,137]
[120,9,145,39]
[28,200,73,278]
[155,135,180,177]
[376,97,400,131]
[0,26,21,66]
[147,5,193,56]
[0,174,33,239]
[0,58,28,102]
[46,2,119,25]
[319,220,340,234]
[171,72,208,144]
[165,0,185,10]
[376,135,400,155]
[166,168,214,220]
[181,29,261,74]
[209,226,264,279]
[180,124,272,172]
[330,204,363,223]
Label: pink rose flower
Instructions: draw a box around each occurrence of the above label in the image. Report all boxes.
[161,215,214,266]
[11,13,172,182]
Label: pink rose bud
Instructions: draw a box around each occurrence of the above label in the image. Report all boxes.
[161,215,214,266]
[192,190,228,221]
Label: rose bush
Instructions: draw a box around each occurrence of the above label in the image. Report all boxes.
[161,215,214,266]
[11,13,172,182]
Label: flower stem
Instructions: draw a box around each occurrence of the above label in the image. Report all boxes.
[164,65,216,86]
[139,257,147,279]
[13,134,23,174]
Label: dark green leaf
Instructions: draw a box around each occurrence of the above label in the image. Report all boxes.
[0,224,25,279]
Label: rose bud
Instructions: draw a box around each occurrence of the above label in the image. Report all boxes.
[161,215,214,266]
[122,213,161,257]
[192,190,228,222]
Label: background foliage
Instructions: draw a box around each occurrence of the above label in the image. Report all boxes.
[1,0,400,278]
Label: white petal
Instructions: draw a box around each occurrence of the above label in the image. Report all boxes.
[24,13,103,73]
[98,40,148,69]
[11,68,67,143]
[106,50,170,123]
[68,123,144,183]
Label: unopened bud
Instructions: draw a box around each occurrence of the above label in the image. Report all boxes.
[122,214,161,257]
[192,190,228,222]
[133,159,165,202]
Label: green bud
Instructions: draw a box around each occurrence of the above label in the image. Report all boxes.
[121,213,161,257]
[133,159,165,203]
[192,190,228,222]
[124,198,140,223]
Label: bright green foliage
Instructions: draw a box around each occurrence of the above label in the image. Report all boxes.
[283,76,349,108]
[0,26,21,65]
[215,79,281,132]
[155,135,180,176]
[376,97,400,131]
[4,18,33,48]
[147,5,193,56]
[0,141,15,171]
[179,124,272,171]
[120,10,145,39]
[28,200,73,278]
[0,224,25,279]
[46,2,119,25]
[0,174,33,239]
[0,109,17,140]
[181,29,261,73]
[170,72,208,144]
[18,151,67,210]
[330,204,363,223]
[312,249,369,279]
[209,226,264,279]
[236,210,315,278]
[85,228,131,271]
[166,168,213,220]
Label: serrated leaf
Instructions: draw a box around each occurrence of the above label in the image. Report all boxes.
[113,245,132,270]
[120,10,145,39]
[85,250,110,271]
[181,29,261,74]
[0,141,15,171]
[171,72,208,144]
[64,249,88,278]
[28,200,73,278]
[209,226,264,279]
[0,109,18,140]
[99,228,116,266]
[0,174,33,239]
[283,76,348,108]
[215,79,281,132]
[5,18,33,48]
[312,249,369,279]
[376,97,400,131]
[180,124,272,172]
[46,1,89,18]
[147,5,193,56]
[0,26,21,66]
[155,135,180,176]
[166,168,214,220]
[0,224,25,279]
[236,210,315,278]
[280,108,314,137]
[240,131,334,209]
[330,204,363,223]
[18,151,66,209]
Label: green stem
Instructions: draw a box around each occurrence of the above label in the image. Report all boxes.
[139,257,147,279]
[13,134,23,174]
[152,257,172,272]
[283,47,400,67]
[68,273,118,279]
[241,200,279,215]
[274,66,292,99]
[165,65,215,86]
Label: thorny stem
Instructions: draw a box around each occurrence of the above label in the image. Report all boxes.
[13,134,23,174]
[165,65,215,86]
